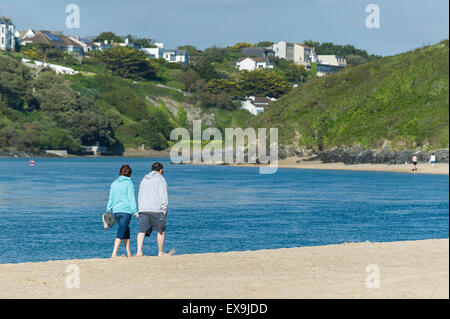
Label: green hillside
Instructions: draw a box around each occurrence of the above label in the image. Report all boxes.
[252,40,449,152]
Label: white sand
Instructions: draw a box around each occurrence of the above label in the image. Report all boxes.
[0,239,447,298]
[195,158,449,175]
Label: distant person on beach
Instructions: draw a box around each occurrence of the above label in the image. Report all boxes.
[106,164,138,258]
[412,155,418,172]
[430,154,436,167]
[136,162,169,256]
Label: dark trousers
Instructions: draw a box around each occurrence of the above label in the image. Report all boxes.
[113,213,131,240]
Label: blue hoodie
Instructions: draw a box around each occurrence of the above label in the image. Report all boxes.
[106,175,138,215]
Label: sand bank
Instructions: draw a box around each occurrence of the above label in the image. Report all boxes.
[191,158,449,175]
[0,239,447,299]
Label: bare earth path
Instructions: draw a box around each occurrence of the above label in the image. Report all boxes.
[0,239,447,298]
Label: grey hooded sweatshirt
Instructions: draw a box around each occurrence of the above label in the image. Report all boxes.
[138,171,168,215]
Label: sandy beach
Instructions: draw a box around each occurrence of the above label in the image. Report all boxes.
[192,157,449,175]
[0,239,447,299]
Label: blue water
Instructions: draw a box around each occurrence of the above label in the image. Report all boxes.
[0,158,448,264]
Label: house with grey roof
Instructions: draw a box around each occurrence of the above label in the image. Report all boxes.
[241,46,274,58]
[18,29,84,55]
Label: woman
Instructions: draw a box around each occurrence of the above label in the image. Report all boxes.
[106,164,138,258]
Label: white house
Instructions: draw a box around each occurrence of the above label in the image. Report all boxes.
[241,96,277,115]
[142,47,164,59]
[0,16,16,51]
[236,57,273,71]
[162,49,189,65]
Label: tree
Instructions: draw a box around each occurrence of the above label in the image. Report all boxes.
[231,42,254,50]
[179,68,203,92]
[178,45,201,56]
[196,90,234,110]
[257,41,274,47]
[39,128,80,152]
[204,46,226,63]
[137,119,168,150]
[206,78,241,97]
[284,63,309,84]
[0,55,33,110]
[33,72,115,148]
[98,46,157,80]
[346,55,368,66]
[304,39,382,62]
[238,69,291,98]
[124,35,155,48]
[190,56,218,81]
[176,106,189,129]
[94,32,123,44]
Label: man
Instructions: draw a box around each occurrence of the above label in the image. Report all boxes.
[136,162,169,256]
[430,154,436,167]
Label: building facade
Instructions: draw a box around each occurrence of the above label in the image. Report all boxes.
[0,16,16,51]
[316,55,347,76]
[272,41,316,67]
[241,96,277,115]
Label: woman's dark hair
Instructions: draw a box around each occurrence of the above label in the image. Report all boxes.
[119,164,132,177]
[152,162,164,171]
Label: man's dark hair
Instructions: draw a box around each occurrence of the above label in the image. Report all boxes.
[152,162,164,171]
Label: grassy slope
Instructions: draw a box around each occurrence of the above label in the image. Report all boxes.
[252,40,449,152]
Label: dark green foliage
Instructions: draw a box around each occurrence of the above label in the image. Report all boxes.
[177,45,201,56]
[238,69,292,98]
[98,46,157,81]
[176,106,189,129]
[206,78,242,97]
[103,87,149,121]
[304,39,382,62]
[190,56,219,81]
[284,64,309,84]
[34,43,63,62]
[39,128,80,152]
[94,32,123,43]
[346,55,368,66]
[257,41,274,47]
[32,72,115,148]
[0,55,33,110]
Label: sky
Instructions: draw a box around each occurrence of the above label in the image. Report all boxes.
[0,0,448,56]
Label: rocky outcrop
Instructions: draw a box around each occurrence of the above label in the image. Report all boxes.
[304,146,449,164]
[0,148,59,158]
[279,144,449,164]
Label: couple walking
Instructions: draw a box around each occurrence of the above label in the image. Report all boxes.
[105,162,169,258]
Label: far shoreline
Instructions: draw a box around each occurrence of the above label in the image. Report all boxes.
[186,157,449,175]
[2,154,448,175]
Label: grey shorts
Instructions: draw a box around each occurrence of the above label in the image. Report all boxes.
[138,212,166,236]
